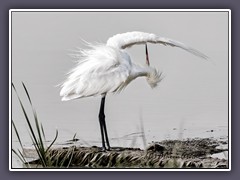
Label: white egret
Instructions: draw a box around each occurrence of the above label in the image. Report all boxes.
[60,31,207,150]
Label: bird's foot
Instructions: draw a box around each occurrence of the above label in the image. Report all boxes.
[100,146,111,152]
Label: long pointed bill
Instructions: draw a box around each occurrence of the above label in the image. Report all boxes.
[145,44,150,66]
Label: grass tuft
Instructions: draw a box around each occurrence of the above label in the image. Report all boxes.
[12,82,58,168]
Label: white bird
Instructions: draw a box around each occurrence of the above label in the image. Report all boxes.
[60,31,208,150]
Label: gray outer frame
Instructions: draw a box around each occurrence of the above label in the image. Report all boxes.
[1,0,237,179]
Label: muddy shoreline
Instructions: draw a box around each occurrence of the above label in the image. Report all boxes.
[23,137,228,168]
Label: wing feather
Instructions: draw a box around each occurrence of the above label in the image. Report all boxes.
[60,45,130,101]
[106,31,208,59]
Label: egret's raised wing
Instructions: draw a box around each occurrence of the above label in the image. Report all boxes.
[107,31,208,59]
[60,45,131,101]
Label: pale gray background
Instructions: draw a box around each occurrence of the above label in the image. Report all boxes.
[12,11,228,149]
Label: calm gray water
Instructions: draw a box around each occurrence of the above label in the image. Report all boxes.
[11,11,229,168]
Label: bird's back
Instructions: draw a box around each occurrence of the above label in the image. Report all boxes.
[60,44,131,101]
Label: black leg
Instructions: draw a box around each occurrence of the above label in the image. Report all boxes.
[101,116,110,150]
[98,95,110,150]
[98,112,106,150]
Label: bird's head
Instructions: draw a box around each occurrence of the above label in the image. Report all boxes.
[144,43,163,88]
[146,67,163,88]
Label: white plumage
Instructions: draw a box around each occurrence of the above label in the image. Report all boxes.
[60,44,161,101]
[106,31,208,59]
[60,31,207,101]
[60,31,207,150]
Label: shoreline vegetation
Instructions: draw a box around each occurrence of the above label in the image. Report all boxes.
[22,138,228,168]
[12,83,228,169]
